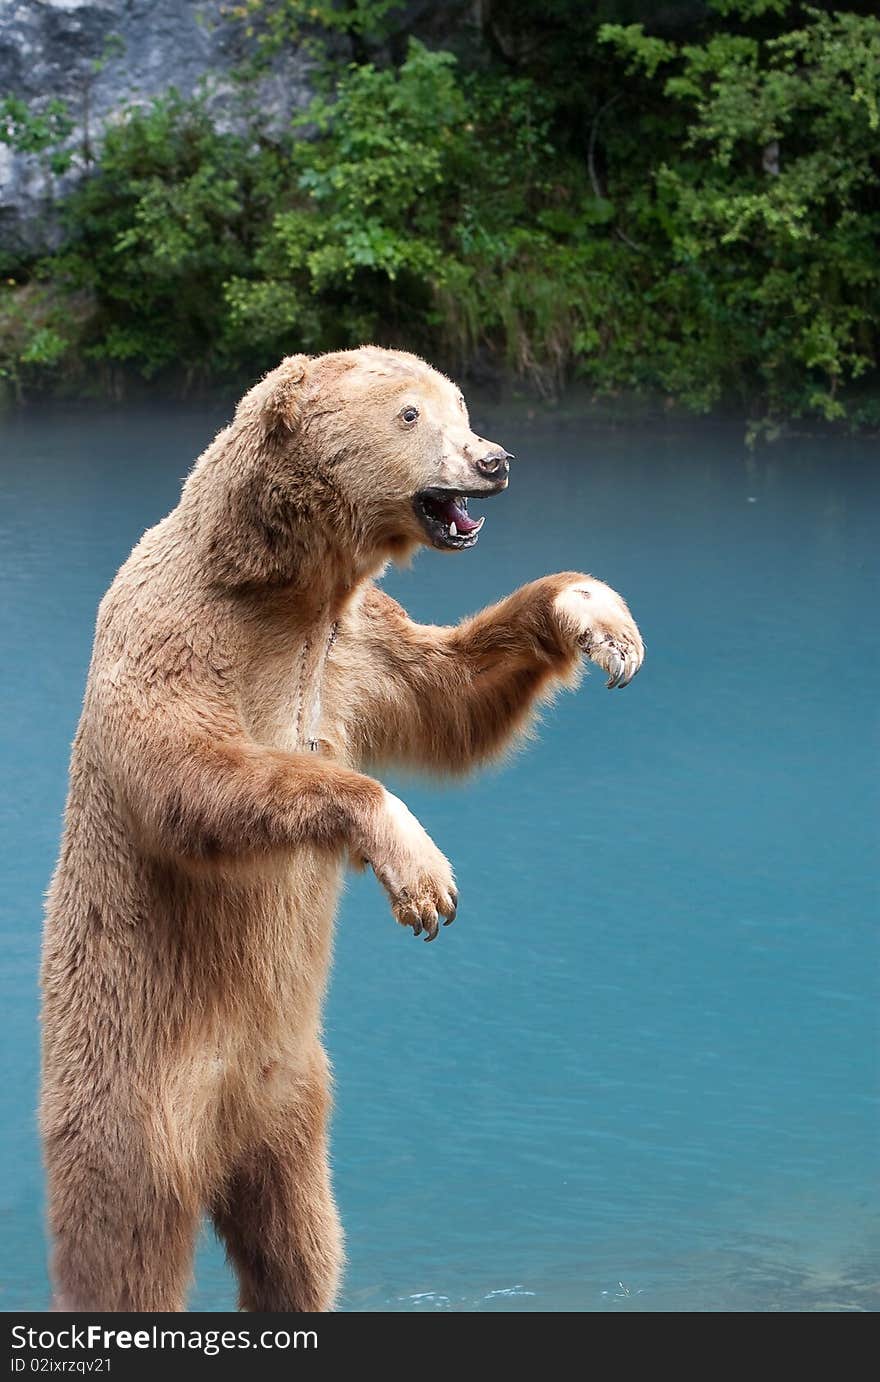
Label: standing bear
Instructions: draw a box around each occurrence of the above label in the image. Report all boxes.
[41,347,644,1312]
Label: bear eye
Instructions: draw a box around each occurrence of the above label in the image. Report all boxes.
[399,405,419,426]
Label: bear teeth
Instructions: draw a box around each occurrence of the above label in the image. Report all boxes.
[450,521,458,537]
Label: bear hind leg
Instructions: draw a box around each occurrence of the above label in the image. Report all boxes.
[212,1070,343,1312]
[45,1120,200,1312]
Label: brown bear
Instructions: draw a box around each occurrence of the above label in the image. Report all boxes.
[40,346,644,1312]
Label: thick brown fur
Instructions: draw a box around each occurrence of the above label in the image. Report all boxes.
[41,347,644,1312]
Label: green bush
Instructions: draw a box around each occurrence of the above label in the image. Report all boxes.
[225,41,583,390]
[1,1,878,431]
[51,93,291,381]
[599,6,880,427]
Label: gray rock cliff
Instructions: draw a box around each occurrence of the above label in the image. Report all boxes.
[0,0,313,251]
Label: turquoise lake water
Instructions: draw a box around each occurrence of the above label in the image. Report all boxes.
[1,404,877,1312]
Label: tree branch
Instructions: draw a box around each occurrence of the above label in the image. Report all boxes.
[587,92,622,201]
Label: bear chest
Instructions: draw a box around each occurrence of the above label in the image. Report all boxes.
[245,621,339,754]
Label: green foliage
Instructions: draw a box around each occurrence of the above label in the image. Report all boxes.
[0,281,83,401]
[0,96,74,175]
[599,6,880,422]
[228,0,405,71]
[231,0,402,43]
[2,2,878,428]
[225,41,568,384]
[46,93,289,378]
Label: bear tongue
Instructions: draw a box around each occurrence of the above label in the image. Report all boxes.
[434,494,481,535]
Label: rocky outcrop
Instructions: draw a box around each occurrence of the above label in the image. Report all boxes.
[0,0,313,252]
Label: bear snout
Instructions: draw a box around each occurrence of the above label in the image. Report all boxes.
[474,447,513,481]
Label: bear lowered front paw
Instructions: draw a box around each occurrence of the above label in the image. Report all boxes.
[355,790,458,941]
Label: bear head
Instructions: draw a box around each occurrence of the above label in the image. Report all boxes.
[256,347,511,557]
[192,347,513,589]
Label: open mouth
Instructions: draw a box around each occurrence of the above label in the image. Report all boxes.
[413,487,502,551]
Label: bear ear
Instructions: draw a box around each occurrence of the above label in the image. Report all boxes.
[259,353,312,434]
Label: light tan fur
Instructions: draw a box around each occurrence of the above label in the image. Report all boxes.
[40,347,644,1312]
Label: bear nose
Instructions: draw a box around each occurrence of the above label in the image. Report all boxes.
[475,448,513,479]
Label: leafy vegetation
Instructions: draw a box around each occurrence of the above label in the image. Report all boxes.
[1,1,878,430]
